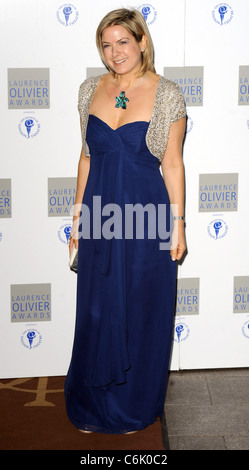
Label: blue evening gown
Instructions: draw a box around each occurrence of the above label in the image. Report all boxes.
[64,114,177,433]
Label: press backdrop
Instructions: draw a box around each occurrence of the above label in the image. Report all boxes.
[1,0,249,378]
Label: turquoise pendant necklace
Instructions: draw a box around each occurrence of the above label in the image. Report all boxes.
[114,74,146,110]
[115,91,129,109]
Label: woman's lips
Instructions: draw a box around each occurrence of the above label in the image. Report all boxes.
[113,58,127,65]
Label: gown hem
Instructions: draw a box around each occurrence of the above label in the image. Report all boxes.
[65,405,162,435]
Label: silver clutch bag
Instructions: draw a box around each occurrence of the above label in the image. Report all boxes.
[69,246,78,273]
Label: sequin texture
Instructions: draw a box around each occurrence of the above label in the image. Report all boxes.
[78,74,186,163]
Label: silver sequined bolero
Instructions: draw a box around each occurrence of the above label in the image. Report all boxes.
[78,74,186,164]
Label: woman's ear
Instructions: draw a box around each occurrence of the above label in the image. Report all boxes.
[141,34,147,52]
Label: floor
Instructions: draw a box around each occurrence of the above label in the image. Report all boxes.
[162,368,249,450]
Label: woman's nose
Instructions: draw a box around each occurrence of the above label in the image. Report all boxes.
[112,44,121,58]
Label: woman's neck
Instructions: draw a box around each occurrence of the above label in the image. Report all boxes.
[114,71,145,92]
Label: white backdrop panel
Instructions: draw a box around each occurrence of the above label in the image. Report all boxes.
[178,0,249,369]
[0,0,248,378]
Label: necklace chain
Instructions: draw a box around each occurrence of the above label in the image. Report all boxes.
[115,74,146,94]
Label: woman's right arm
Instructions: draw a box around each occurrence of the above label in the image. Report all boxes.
[69,147,90,255]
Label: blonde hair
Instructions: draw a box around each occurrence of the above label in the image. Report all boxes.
[96,8,155,77]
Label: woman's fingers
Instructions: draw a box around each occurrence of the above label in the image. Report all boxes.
[69,238,74,256]
[69,233,78,255]
[170,222,186,261]
[171,241,186,261]
[170,247,177,262]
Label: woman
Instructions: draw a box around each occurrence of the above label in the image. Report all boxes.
[65,8,186,434]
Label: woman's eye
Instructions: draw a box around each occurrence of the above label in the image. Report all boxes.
[103,44,110,49]
[119,41,128,45]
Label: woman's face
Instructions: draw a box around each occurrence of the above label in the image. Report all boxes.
[101,24,144,75]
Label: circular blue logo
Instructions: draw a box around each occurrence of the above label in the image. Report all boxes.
[58,222,72,244]
[174,321,190,343]
[18,116,40,139]
[207,218,228,240]
[21,329,42,349]
[138,4,157,25]
[212,3,234,25]
[56,4,79,27]
[242,320,249,339]
[186,114,194,133]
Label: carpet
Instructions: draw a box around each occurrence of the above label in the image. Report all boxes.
[0,376,164,451]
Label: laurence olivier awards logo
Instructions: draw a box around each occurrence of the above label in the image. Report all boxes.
[56,4,79,26]
[164,66,204,106]
[212,3,234,25]
[176,278,200,316]
[138,4,157,25]
[0,179,11,218]
[199,173,238,212]
[48,177,76,217]
[11,284,51,323]
[18,115,40,139]
[86,67,107,79]
[238,66,249,106]
[8,68,50,109]
[21,329,42,349]
[233,276,249,314]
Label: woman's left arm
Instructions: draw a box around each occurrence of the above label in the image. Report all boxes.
[161,117,186,262]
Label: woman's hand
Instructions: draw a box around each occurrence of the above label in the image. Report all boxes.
[68,147,90,256]
[170,220,186,262]
[69,217,79,256]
